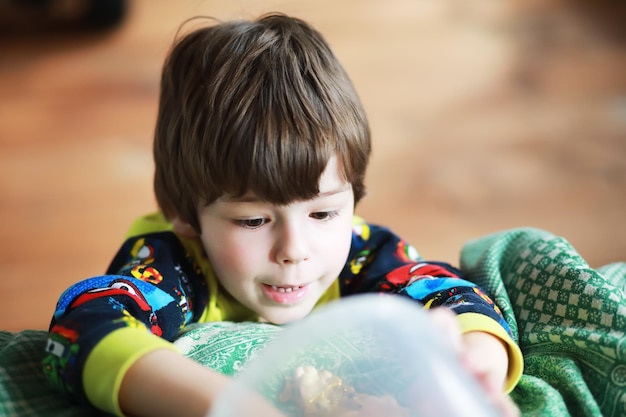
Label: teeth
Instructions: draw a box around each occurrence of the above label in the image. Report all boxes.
[270,285,302,293]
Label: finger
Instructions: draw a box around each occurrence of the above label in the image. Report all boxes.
[461,353,505,398]
[460,332,509,395]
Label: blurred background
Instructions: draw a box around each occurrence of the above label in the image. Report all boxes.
[0,0,624,331]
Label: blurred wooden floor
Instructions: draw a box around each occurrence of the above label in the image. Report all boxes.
[1,0,624,331]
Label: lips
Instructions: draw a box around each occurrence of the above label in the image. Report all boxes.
[262,283,310,304]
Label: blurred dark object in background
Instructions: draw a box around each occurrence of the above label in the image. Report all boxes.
[571,0,626,42]
[507,0,626,95]
[0,0,128,35]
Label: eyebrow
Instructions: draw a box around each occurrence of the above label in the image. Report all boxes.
[221,184,352,204]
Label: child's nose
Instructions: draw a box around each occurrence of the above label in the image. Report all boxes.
[275,222,310,264]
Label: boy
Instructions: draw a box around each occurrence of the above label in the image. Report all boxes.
[43,13,523,417]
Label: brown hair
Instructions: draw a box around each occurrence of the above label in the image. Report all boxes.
[154,13,371,232]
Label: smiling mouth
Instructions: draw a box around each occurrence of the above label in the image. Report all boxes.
[262,283,310,304]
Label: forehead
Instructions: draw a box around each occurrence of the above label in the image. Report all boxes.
[317,155,350,192]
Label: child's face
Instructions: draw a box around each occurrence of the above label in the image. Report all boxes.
[197,156,355,324]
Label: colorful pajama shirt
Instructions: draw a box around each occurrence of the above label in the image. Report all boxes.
[42,212,524,416]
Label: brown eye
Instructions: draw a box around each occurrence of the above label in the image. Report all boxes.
[236,218,267,229]
[310,211,338,221]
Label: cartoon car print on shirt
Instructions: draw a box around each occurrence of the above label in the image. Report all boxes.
[350,247,374,275]
[395,240,420,263]
[42,324,80,394]
[69,278,163,336]
[380,262,462,292]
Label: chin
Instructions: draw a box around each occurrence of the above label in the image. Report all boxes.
[262,305,313,325]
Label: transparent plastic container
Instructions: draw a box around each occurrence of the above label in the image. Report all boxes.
[209,294,499,417]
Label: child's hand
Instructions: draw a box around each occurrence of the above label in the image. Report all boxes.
[428,308,520,417]
[461,331,519,417]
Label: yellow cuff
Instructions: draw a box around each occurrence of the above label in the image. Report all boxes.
[456,313,524,393]
[83,327,179,416]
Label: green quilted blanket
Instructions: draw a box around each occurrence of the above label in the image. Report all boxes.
[1,228,624,416]
[460,228,626,417]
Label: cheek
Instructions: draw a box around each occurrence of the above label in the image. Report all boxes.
[202,234,258,279]
[321,221,353,266]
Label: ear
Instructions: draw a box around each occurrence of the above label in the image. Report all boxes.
[171,216,199,238]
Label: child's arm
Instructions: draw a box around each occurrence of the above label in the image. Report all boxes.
[340,218,523,394]
[119,349,227,417]
[43,230,211,416]
[120,348,286,417]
